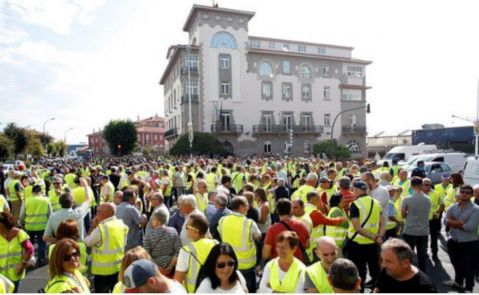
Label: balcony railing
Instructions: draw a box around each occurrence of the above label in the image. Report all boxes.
[342,125,367,135]
[252,124,323,135]
[164,128,179,139]
[181,94,199,103]
[180,65,198,75]
[211,123,243,135]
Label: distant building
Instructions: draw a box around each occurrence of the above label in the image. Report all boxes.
[412,125,474,153]
[87,115,166,155]
[367,132,412,158]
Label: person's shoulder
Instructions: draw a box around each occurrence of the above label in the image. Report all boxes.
[414,270,437,291]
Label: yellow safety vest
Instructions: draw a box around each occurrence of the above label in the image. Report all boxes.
[429,190,443,220]
[162,176,172,197]
[185,172,195,191]
[231,172,244,194]
[112,282,125,293]
[305,262,334,293]
[100,182,115,204]
[44,270,90,293]
[195,193,208,214]
[49,242,88,275]
[206,173,217,193]
[444,186,459,209]
[385,200,399,230]
[267,257,305,293]
[394,179,411,197]
[434,183,451,199]
[7,180,20,202]
[291,184,316,204]
[23,185,33,200]
[64,173,78,189]
[347,195,381,245]
[0,230,29,282]
[25,196,50,231]
[182,238,218,293]
[72,186,96,207]
[91,218,128,276]
[0,274,14,293]
[317,185,337,207]
[218,214,256,270]
[48,190,61,212]
[325,207,348,248]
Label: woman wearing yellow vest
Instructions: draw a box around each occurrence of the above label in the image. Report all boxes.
[112,246,152,293]
[0,210,33,293]
[259,231,306,293]
[48,219,88,275]
[325,193,349,254]
[174,213,218,293]
[44,238,90,293]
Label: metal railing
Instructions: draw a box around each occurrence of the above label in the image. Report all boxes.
[252,124,323,135]
[342,125,367,134]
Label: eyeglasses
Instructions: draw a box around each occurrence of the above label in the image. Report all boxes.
[63,251,80,262]
[216,260,235,269]
[186,225,199,232]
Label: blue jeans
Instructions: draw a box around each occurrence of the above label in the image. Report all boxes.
[27,230,46,263]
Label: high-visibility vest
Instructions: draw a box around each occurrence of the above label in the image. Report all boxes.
[48,190,61,212]
[91,218,128,275]
[444,186,459,209]
[185,172,195,191]
[267,257,305,293]
[0,230,29,282]
[206,173,217,192]
[100,181,115,204]
[72,187,96,207]
[23,185,33,199]
[112,282,125,293]
[291,184,316,204]
[317,186,337,207]
[0,195,7,213]
[162,176,172,197]
[218,214,256,270]
[0,274,14,293]
[305,262,334,293]
[391,165,401,178]
[195,193,208,214]
[429,190,442,220]
[44,270,90,293]
[325,207,348,248]
[7,180,20,201]
[434,183,451,199]
[385,200,399,230]
[231,172,244,194]
[49,242,88,275]
[64,173,78,189]
[347,195,381,245]
[394,179,411,197]
[25,196,50,231]
[182,238,218,293]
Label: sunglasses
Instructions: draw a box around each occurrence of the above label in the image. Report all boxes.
[63,251,80,262]
[216,260,235,269]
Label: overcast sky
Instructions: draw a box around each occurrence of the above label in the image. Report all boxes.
[1,0,479,144]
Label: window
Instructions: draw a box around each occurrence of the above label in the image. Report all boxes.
[282,83,292,100]
[283,44,289,51]
[251,40,261,48]
[186,53,198,69]
[318,47,326,55]
[322,65,330,76]
[341,89,362,101]
[299,65,311,79]
[269,42,275,49]
[264,141,272,153]
[301,114,312,130]
[298,45,306,52]
[283,113,293,131]
[347,66,363,77]
[259,62,273,76]
[186,78,198,96]
[211,31,237,48]
[262,82,272,99]
[219,55,230,69]
[220,112,231,131]
[282,60,291,74]
[262,113,273,131]
[220,81,230,95]
[324,114,331,126]
[304,140,312,153]
[301,84,311,100]
[323,86,331,100]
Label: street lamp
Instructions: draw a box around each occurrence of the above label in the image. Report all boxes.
[42,117,55,135]
[64,127,73,144]
[330,104,370,143]
[186,45,194,155]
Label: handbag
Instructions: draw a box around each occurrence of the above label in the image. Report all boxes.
[279,220,311,265]
[343,198,374,254]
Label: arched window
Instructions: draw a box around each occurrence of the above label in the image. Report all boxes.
[259,62,273,76]
[300,64,312,79]
[211,31,237,49]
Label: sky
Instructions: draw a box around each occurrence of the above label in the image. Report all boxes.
[1,0,479,144]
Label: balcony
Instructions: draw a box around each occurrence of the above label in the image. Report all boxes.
[252,124,323,136]
[164,128,179,139]
[211,123,243,135]
[342,125,367,135]
[181,94,199,103]
[180,65,198,75]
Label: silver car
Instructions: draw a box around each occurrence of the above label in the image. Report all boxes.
[407,161,452,185]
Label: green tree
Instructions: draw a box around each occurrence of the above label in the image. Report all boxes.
[26,136,45,159]
[102,120,138,156]
[170,132,226,156]
[0,133,13,161]
[3,122,28,158]
[55,141,67,157]
[47,142,57,156]
[313,140,351,161]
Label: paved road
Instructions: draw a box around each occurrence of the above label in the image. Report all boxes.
[19,230,479,293]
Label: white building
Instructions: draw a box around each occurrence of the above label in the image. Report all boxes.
[160,4,372,157]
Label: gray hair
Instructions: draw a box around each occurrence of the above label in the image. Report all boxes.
[150,192,164,202]
[152,209,168,225]
[306,173,318,182]
[178,194,197,209]
[422,178,432,185]
[215,193,228,207]
[381,238,414,261]
[277,178,286,187]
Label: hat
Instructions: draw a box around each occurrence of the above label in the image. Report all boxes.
[123,259,158,290]
[441,173,450,180]
[319,177,331,183]
[352,181,368,191]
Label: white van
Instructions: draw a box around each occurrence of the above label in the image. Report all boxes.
[381,144,437,165]
[403,152,467,172]
[463,157,479,186]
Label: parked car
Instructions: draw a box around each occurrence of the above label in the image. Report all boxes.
[402,152,467,172]
[407,161,452,185]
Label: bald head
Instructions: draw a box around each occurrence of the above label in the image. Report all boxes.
[316,236,338,269]
[98,203,116,220]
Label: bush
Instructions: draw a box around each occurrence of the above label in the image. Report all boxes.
[313,140,351,161]
[0,133,12,161]
[102,120,138,156]
[170,132,226,156]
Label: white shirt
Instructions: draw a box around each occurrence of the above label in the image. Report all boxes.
[196,270,247,293]
[370,185,389,217]
[258,259,305,293]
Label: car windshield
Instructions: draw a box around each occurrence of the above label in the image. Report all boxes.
[384,153,405,161]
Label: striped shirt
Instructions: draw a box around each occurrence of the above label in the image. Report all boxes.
[143,225,181,268]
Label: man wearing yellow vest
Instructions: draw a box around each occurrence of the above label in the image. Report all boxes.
[230,166,246,195]
[291,173,317,204]
[174,213,218,293]
[304,236,337,293]
[218,196,261,293]
[7,171,23,217]
[422,178,444,261]
[19,184,52,267]
[206,166,219,193]
[48,176,64,212]
[85,203,128,293]
[194,180,208,214]
[99,175,115,204]
[344,180,385,292]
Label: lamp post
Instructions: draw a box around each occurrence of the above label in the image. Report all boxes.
[330,104,370,144]
[186,45,194,156]
[42,117,55,156]
[64,127,73,144]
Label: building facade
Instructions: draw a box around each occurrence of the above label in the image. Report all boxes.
[87,115,166,155]
[160,5,371,157]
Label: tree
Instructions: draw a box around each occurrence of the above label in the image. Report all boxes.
[3,122,28,158]
[313,140,351,161]
[102,120,138,156]
[55,141,67,157]
[0,133,13,161]
[170,132,226,156]
[26,136,45,160]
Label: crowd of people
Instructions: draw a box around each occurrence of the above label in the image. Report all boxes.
[0,155,478,293]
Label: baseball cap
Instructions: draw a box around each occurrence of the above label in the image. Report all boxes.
[352,181,368,191]
[123,259,158,291]
[441,173,450,180]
